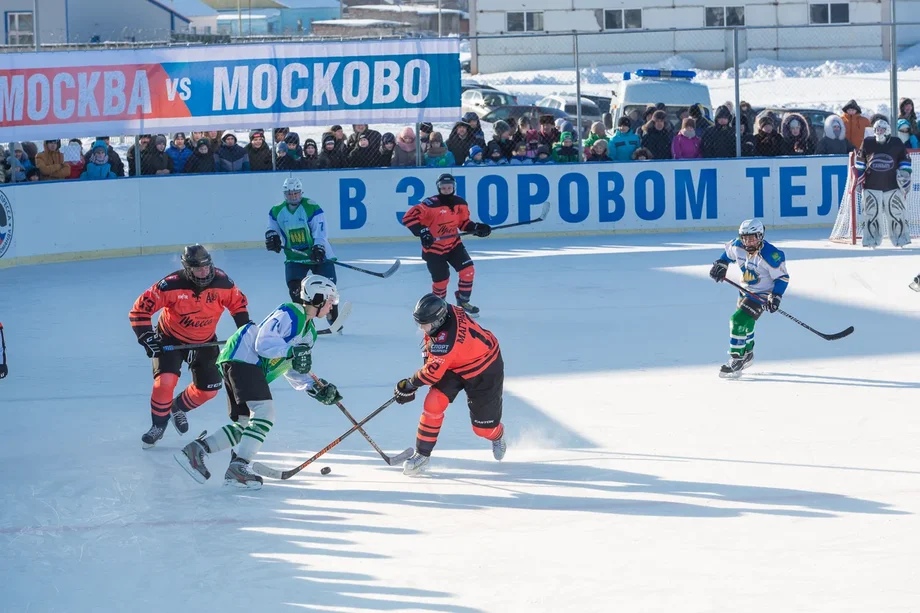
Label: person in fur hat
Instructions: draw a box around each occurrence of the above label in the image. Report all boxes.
[754,112,783,157]
[815,115,854,155]
[780,112,814,155]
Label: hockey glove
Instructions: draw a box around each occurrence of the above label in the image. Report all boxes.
[265,231,282,253]
[289,343,312,374]
[473,223,492,238]
[307,379,342,405]
[898,170,912,198]
[394,378,418,404]
[138,330,163,358]
[766,294,782,313]
[419,228,435,249]
[311,244,326,263]
[709,260,728,283]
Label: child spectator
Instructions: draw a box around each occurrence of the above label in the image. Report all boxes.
[485,142,508,166]
[841,100,871,149]
[348,124,382,158]
[127,134,151,176]
[84,137,124,177]
[509,142,533,164]
[552,132,580,163]
[418,122,433,154]
[632,147,653,161]
[584,139,611,162]
[65,139,86,179]
[489,120,515,160]
[533,144,554,164]
[378,132,396,167]
[301,138,320,169]
[897,119,920,148]
[447,121,477,167]
[26,168,41,181]
[276,142,300,171]
[424,132,455,167]
[36,139,71,180]
[462,112,487,145]
[754,113,784,157]
[167,132,193,173]
[348,132,378,168]
[81,140,118,180]
[318,133,346,168]
[464,145,486,166]
[146,135,175,175]
[538,114,560,148]
[671,118,702,159]
[7,142,33,182]
[245,129,272,172]
[184,138,217,174]
[392,127,418,167]
[898,98,918,139]
[609,117,640,161]
[780,113,813,155]
[216,133,249,173]
[583,121,608,151]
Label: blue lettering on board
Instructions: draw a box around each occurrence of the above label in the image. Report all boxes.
[598,171,625,223]
[559,173,590,223]
[674,168,717,220]
[339,178,367,230]
[634,170,665,221]
[779,166,807,217]
[746,167,770,218]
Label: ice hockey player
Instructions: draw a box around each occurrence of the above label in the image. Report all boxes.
[264,177,343,330]
[855,118,912,247]
[394,293,506,475]
[129,245,250,447]
[401,173,492,318]
[174,275,344,489]
[709,219,789,379]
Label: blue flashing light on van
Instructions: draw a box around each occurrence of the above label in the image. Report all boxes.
[623,69,698,81]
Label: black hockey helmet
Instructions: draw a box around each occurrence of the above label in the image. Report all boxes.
[181,244,215,287]
[436,173,456,194]
[413,293,449,334]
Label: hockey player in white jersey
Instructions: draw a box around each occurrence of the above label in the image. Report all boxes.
[855,118,912,247]
[174,275,344,489]
[709,219,790,378]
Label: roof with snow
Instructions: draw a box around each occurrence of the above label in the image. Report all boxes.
[349,5,465,16]
[312,18,412,26]
[274,0,342,8]
[152,0,217,18]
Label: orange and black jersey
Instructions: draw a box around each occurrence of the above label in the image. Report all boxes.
[129,268,250,344]
[410,305,501,387]
[402,194,476,255]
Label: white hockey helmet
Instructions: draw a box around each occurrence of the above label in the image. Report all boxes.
[873,119,891,143]
[300,275,339,308]
[283,177,303,205]
[738,218,765,253]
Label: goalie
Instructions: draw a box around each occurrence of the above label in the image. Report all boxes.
[855,119,912,248]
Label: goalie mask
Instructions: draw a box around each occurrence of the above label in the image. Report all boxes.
[300,275,339,308]
[738,219,765,254]
[873,119,891,144]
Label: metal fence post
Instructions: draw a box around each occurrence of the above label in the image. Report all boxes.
[573,32,582,153]
[733,27,741,158]
[890,4,898,121]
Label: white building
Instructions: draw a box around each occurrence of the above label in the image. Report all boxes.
[0,0,222,46]
[469,0,920,72]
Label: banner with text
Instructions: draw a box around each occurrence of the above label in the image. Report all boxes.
[0,39,461,141]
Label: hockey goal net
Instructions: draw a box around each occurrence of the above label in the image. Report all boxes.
[830,149,920,244]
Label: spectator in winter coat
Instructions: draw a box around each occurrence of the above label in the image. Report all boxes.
[534,144,554,164]
[65,139,86,179]
[348,124,382,154]
[272,128,289,146]
[7,142,33,182]
[701,105,737,159]
[318,134,346,169]
[126,134,151,176]
[754,113,784,157]
[301,139,321,170]
[897,119,920,148]
[780,113,814,156]
[283,132,303,161]
[608,117,640,161]
[464,145,486,166]
[378,132,396,167]
[509,142,533,165]
[462,112,487,147]
[841,100,871,149]
[485,142,508,166]
[552,132,580,164]
[447,121,477,167]
[489,120,516,160]
[424,132,456,167]
[348,132,379,168]
[739,115,757,157]
[688,103,714,139]
[83,136,124,177]
[814,115,853,155]
[215,133,248,173]
[184,139,217,174]
[80,140,118,180]
[418,122,433,154]
[671,118,702,159]
[583,121,608,151]
[584,139,612,162]
[641,110,673,160]
[899,98,919,139]
[166,133,193,174]
[512,116,531,150]
[276,142,301,171]
[391,127,418,167]
[738,101,757,136]
[144,135,175,175]
[36,139,71,180]
[538,114,561,149]
[631,147,653,161]
[245,129,273,172]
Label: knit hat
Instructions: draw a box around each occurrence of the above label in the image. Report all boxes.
[322,134,336,147]
[249,129,264,140]
[155,135,168,146]
[469,145,483,158]
[196,138,210,149]
[91,140,107,152]
[381,132,396,145]
[276,141,288,153]
[419,122,433,133]
[304,138,317,151]
[173,132,187,141]
[618,116,632,128]
[652,110,667,121]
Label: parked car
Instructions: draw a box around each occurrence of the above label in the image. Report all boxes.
[535,95,603,136]
[479,105,571,135]
[462,88,519,119]
[461,79,499,93]
[580,93,613,116]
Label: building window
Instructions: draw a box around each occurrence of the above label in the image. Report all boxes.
[604,9,642,30]
[705,6,745,27]
[810,2,849,24]
[506,11,543,32]
[6,12,34,46]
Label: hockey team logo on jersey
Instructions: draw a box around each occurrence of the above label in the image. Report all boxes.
[0,190,13,260]
[867,156,895,172]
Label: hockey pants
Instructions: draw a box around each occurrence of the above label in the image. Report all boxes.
[862,188,911,248]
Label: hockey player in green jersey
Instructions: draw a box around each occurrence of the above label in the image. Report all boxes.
[709,219,789,379]
[174,275,344,489]
[265,177,344,330]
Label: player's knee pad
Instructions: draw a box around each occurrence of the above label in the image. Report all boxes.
[421,388,449,427]
[458,265,475,283]
[737,296,763,321]
[152,373,179,405]
[472,423,503,440]
[432,279,449,298]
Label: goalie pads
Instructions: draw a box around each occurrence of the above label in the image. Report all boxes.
[897,169,911,191]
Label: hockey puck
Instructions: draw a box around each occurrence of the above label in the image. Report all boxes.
[320,466,331,475]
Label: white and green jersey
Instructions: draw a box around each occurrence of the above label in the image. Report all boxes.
[718,238,790,297]
[268,198,336,264]
[217,302,318,391]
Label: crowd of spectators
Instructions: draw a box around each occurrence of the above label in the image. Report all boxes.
[2,98,918,184]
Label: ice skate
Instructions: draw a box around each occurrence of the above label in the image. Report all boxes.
[224,455,263,490]
[718,354,746,379]
[174,434,211,483]
[402,452,430,476]
[740,352,754,370]
[455,293,480,318]
[491,436,507,461]
[141,424,166,449]
[170,399,189,435]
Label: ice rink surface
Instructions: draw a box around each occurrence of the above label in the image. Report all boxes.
[2,229,919,612]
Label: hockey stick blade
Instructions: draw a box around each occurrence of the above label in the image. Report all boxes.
[909,281,920,292]
[387,448,416,466]
[316,301,352,335]
[333,259,401,279]
[815,325,855,341]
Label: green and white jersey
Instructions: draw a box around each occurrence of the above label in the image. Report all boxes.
[217,302,318,390]
[267,198,336,264]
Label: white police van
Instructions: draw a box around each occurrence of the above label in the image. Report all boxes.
[609,69,713,131]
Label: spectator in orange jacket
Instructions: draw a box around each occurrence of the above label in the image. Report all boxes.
[841,100,871,149]
[35,139,71,180]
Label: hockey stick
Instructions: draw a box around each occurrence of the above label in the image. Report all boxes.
[291,248,400,279]
[310,373,413,466]
[723,278,854,341]
[438,201,552,241]
[162,341,226,352]
[0,322,7,379]
[252,395,398,480]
